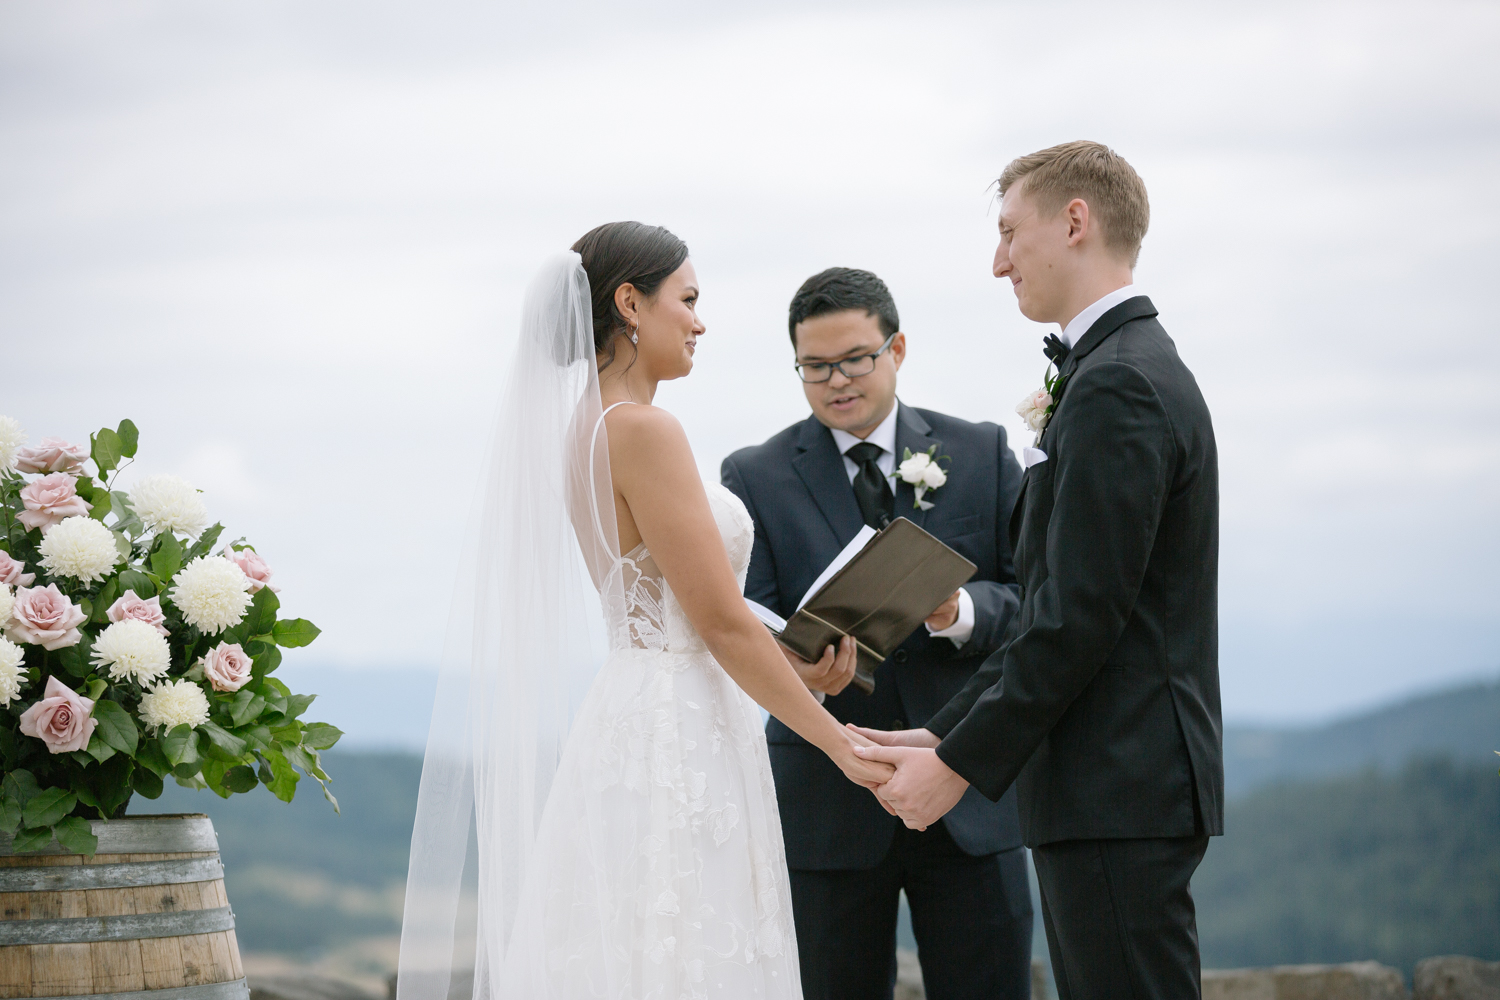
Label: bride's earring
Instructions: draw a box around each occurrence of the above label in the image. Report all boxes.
[629,324,639,345]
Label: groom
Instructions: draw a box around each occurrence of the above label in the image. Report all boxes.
[855,142,1223,999]
[721,268,1033,1000]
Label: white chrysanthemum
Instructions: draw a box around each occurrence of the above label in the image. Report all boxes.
[91,618,171,685]
[0,636,26,707]
[129,474,210,539]
[0,584,13,628]
[138,678,210,731]
[38,516,122,583]
[170,556,251,633]
[0,416,23,471]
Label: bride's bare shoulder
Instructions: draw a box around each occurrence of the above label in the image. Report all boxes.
[603,403,692,464]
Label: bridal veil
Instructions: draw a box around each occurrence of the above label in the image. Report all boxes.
[396,252,623,1000]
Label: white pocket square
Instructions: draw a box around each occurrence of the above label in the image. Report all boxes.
[1022,447,1048,469]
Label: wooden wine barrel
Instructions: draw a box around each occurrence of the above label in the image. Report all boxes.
[0,815,245,1000]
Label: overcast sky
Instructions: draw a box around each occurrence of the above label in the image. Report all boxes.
[2,0,1496,725]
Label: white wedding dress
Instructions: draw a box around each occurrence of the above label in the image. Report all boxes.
[496,447,803,999]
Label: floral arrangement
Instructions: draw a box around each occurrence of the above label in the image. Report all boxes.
[0,415,341,855]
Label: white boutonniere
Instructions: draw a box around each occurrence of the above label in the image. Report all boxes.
[1015,365,1068,444]
[892,445,949,511]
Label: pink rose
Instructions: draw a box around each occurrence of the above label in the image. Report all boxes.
[107,589,169,637]
[17,473,93,534]
[19,675,98,754]
[222,547,279,594]
[15,437,89,475]
[1028,389,1052,412]
[6,584,87,650]
[201,642,253,692]
[0,551,35,588]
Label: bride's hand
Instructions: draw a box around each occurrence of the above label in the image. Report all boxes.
[832,740,896,790]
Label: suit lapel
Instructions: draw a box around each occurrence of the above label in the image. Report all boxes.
[893,403,940,530]
[1040,295,1159,454]
[792,415,865,545]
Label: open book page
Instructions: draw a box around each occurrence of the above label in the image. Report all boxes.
[797,524,878,610]
[744,598,787,633]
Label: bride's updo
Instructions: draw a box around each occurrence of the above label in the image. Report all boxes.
[571,222,688,366]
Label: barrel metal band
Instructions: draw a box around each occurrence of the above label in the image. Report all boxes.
[0,857,224,893]
[50,979,249,1000]
[0,905,236,945]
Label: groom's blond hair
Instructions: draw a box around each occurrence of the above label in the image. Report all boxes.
[999,141,1150,267]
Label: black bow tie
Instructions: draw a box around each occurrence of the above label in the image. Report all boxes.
[1043,333,1069,367]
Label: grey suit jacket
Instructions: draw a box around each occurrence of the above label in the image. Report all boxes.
[722,403,1025,868]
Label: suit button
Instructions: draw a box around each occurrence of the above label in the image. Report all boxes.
[893,650,908,664]
[893,719,906,730]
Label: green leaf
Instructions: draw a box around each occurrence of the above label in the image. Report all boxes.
[135,738,171,777]
[2,770,40,807]
[263,749,299,802]
[116,420,139,459]
[284,693,316,719]
[0,792,21,835]
[91,428,123,474]
[56,636,93,678]
[84,678,107,702]
[251,644,282,680]
[110,492,144,539]
[151,533,183,583]
[269,723,302,745]
[283,743,328,780]
[200,759,232,798]
[52,816,98,856]
[271,619,320,648]
[200,721,247,758]
[112,530,132,564]
[131,766,164,800]
[161,724,201,767]
[116,569,156,599]
[244,586,280,638]
[12,826,55,853]
[221,765,258,794]
[91,579,120,623]
[22,788,77,829]
[184,523,225,564]
[85,731,117,764]
[91,699,139,756]
[89,491,113,522]
[227,690,266,729]
[300,722,343,750]
[236,724,272,752]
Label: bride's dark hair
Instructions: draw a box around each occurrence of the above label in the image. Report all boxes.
[571,222,689,367]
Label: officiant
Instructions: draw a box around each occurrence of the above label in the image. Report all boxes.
[721,268,1032,1000]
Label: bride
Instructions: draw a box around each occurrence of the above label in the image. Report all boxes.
[397,222,893,1000]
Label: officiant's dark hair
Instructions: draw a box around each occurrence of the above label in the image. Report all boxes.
[787,268,899,349]
[572,221,689,368]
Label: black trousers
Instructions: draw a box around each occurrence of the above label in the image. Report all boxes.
[1032,836,1210,1000]
[789,822,1033,1000]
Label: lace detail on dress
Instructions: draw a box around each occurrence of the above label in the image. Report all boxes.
[619,546,668,652]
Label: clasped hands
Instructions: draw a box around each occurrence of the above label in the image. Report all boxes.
[845,725,970,830]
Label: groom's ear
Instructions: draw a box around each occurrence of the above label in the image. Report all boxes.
[1064,198,1092,246]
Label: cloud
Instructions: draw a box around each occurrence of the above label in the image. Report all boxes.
[1,0,1495,721]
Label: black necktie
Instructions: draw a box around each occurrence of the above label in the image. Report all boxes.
[846,442,894,530]
[1043,333,1070,367]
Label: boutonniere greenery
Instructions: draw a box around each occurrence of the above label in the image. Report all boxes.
[892,445,949,511]
[1015,365,1068,444]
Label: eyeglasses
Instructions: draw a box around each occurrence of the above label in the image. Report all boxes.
[794,333,897,384]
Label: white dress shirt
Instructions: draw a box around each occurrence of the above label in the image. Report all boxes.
[1060,284,1143,348]
[827,403,974,647]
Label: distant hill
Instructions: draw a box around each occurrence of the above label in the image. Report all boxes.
[1223,677,1500,797]
[1195,756,1500,975]
[134,676,1500,966]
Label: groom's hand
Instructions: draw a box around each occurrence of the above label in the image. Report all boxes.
[847,724,940,749]
[852,745,969,830]
[780,635,858,696]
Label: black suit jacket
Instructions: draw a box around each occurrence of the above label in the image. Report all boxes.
[722,403,1025,868]
[929,297,1224,847]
